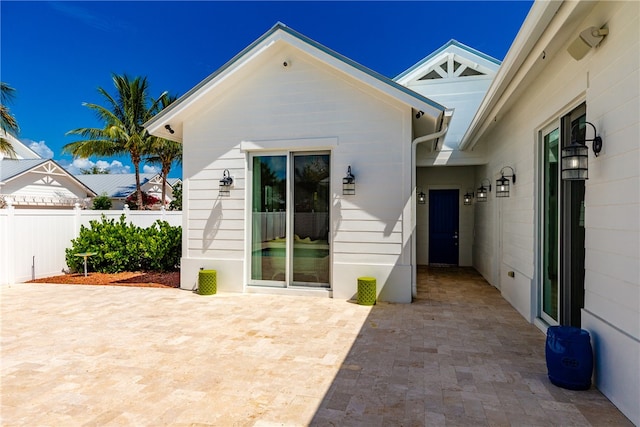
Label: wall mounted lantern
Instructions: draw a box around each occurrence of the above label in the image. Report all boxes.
[417,188,426,204]
[343,165,356,195]
[496,166,516,198]
[476,179,491,202]
[463,191,474,206]
[219,169,233,196]
[561,121,602,181]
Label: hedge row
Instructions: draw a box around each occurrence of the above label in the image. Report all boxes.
[65,215,181,273]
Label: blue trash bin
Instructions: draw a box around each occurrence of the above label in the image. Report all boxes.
[545,326,593,390]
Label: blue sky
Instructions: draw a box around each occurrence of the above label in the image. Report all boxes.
[2,1,533,178]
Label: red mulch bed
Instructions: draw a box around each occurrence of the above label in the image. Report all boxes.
[28,271,180,288]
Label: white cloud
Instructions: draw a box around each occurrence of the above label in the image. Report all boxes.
[26,140,54,159]
[143,164,160,174]
[62,158,131,175]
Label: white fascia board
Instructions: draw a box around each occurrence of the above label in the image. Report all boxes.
[460,0,573,150]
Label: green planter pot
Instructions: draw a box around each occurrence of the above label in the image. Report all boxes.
[198,270,217,295]
[357,276,376,305]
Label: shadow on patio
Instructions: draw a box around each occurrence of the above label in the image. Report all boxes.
[311,266,632,426]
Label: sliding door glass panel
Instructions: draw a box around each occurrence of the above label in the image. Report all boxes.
[542,127,560,323]
[292,154,330,285]
[251,156,287,283]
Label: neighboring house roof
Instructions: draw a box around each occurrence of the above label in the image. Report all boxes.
[0,158,97,207]
[167,178,182,187]
[74,173,160,198]
[1,159,95,194]
[146,22,451,142]
[0,159,49,181]
[0,131,41,160]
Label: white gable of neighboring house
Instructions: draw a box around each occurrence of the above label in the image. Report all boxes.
[0,131,42,160]
[395,40,500,165]
[0,159,96,208]
[141,174,175,206]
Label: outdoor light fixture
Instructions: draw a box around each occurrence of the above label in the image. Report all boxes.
[417,188,426,204]
[567,26,609,61]
[164,124,175,134]
[561,121,602,181]
[496,166,516,198]
[219,169,233,196]
[476,179,491,202]
[415,110,424,119]
[343,165,356,195]
[463,191,474,206]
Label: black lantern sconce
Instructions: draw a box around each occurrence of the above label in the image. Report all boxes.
[343,165,356,195]
[219,169,233,196]
[417,188,426,204]
[463,191,474,206]
[561,121,602,181]
[496,166,516,198]
[476,179,491,202]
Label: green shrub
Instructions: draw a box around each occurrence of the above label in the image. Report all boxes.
[169,182,182,211]
[92,193,112,210]
[65,214,181,273]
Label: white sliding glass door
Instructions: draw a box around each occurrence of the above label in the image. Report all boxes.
[250,152,330,288]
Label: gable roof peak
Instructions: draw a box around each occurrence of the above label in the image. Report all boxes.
[394,39,501,82]
[145,21,447,140]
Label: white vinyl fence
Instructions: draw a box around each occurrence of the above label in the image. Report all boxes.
[0,206,181,285]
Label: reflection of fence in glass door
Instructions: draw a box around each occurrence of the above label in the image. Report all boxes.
[255,212,286,241]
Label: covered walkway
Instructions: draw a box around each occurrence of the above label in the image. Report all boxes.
[1,268,631,425]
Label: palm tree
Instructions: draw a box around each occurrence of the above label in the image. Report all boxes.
[145,94,182,207]
[64,74,166,208]
[0,82,19,157]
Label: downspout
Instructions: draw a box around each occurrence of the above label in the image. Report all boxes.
[411,110,453,299]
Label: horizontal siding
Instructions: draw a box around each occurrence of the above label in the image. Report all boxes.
[182,43,410,269]
[471,0,639,373]
[333,231,402,244]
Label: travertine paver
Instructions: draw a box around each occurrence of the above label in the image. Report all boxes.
[1,268,632,426]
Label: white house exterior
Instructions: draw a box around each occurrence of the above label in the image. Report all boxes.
[147,2,638,422]
[147,23,451,303]
[0,133,96,208]
[459,1,639,423]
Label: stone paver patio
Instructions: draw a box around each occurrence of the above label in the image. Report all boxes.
[1,267,632,426]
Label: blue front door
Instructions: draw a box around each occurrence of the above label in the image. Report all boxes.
[429,189,459,265]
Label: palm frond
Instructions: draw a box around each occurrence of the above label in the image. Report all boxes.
[62,139,122,158]
[0,136,17,157]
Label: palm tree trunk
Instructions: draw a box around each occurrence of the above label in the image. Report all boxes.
[162,164,170,208]
[133,159,143,209]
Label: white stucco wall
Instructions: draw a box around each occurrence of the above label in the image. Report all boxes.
[180,44,416,302]
[471,2,639,423]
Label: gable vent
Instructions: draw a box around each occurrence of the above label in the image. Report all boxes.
[417,54,487,81]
